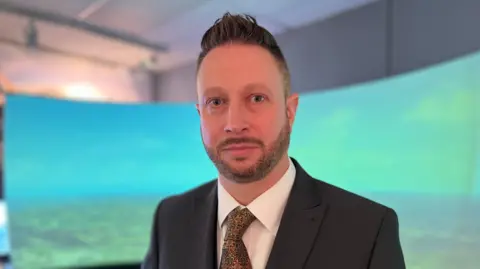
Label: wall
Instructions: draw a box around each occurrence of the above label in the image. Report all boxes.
[156,63,197,102]
[0,44,153,103]
[391,0,480,74]
[275,0,388,94]
[154,0,480,102]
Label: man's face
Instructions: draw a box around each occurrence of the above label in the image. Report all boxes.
[196,44,298,183]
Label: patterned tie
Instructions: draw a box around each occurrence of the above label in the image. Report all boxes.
[220,206,256,269]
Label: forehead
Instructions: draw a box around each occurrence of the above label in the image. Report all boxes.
[197,44,283,96]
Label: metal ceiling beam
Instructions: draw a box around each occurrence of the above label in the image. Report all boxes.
[0,37,131,69]
[77,0,110,20]
[0,0,168,52]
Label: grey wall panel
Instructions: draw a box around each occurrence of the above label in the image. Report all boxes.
[276,0,388,93]
[157,63,198,102]
[392,0,480,74]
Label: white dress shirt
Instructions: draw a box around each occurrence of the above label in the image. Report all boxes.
[217,158,296,268]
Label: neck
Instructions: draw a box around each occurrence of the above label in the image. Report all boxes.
[219,155,291,205]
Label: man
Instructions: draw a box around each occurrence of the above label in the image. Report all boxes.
[142,13,406,269]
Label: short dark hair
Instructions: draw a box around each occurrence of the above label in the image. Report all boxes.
[197,13,291,97]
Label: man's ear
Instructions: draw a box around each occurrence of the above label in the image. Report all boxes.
[195,103,200,116]
[286,93,299,126]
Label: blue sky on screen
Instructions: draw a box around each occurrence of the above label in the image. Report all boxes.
[4,51,480,201]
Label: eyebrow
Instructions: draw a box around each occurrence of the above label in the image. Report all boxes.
[202,83,273,97]
[243,83,272,94]
[203,86,225,96]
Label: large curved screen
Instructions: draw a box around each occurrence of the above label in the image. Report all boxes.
[4,51,480,268]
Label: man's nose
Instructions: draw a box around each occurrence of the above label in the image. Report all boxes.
[224,105,248,134]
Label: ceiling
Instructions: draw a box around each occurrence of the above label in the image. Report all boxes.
[0,0,376,72]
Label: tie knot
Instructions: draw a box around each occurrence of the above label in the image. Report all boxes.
[224,207,256,241]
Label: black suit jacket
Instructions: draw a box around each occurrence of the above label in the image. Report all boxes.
[142,158,406,269]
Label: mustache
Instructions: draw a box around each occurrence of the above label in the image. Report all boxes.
[218,137,264,149]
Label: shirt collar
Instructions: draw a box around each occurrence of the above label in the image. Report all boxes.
[217,158,296,233]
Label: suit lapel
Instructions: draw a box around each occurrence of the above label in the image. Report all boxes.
[189,182,218,269]
[266,158,329,269]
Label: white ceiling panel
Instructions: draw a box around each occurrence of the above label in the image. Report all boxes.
[145,0,254,44]
[86,0,208,35]
[0,12,28,43]
[3,0,97,17]
[146,0,228,43]
[149,37,202,71]
[253,15,290,35]
[35,20,152,66]
[154,50,198,71]
[275,0,378,28]
[234,0,298,16]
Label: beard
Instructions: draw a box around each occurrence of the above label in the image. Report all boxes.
[202,121,291,184]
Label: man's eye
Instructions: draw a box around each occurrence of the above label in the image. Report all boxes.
[207,98,223,106]
[250,95,265,103]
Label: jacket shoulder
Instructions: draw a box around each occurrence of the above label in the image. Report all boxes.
[153,179,216,216]
[315,178,392,216]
